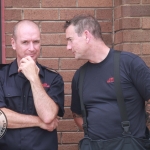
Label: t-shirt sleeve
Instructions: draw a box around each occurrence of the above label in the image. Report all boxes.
[129,56,150,101]
[71,69,82,115]
[47,74,64,117]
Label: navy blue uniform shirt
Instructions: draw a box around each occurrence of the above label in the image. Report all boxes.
[0,59,64,150]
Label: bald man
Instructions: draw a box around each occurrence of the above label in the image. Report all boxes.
[0,20,64,150]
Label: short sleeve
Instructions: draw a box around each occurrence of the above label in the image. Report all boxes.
[71,69,82,115]
[47,74,64,117]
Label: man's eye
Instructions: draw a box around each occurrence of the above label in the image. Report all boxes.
[34,41,40,44]
[23,41,28,44]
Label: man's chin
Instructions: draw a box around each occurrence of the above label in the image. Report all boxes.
[75,55,80,59]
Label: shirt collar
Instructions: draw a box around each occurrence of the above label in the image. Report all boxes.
[9,59,44,77]
[9,59,18,76]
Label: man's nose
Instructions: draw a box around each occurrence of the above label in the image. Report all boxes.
[67,44,72,50]
[29,42,34,51]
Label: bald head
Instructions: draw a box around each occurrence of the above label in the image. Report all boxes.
[12,20,40,40]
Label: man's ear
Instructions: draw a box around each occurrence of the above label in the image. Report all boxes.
[11,38,16,50]
[84,30,90,43]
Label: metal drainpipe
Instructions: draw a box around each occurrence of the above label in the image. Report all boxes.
[0,0,6,64]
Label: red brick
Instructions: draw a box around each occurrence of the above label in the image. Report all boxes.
[41,34,61,45]
[62,132,84,143]
[142,43,150,54]
[96,9,113,20]
[64,96,72,107]
[42,46,73,58]
[57,120,78,132]
[115,0,140,6]
[123,30,150,42]
[114,0,122,7]
[100,21,112,33]
[114,31,123,44]
[5,22,17,33]
[114,18,141,31]
[58,70,75,82]
[102,33,112,45]
[5,9,22,21]
[42,0,76,7]
[64,83,71,95]
[141,56,150,67]
[122,0,140,4]
[59,34,67,45]
[64,95,71,107]
[6,59,15,64]
[122,44,141,55]
[6,47,16,58]
[60,59,87,70]
[41,22,65,33]
[63,107,72,119]
[57,132,61,144]
[12,0,40,8]
[114,19,120,31]
[60,9,94,20]
[142,17,150,29]
[114,44,123,50]
[5,34,12,46]
[24,9,58,20]
[143,0,150,4]
[58,144,78,150]
[78,0,112,7]
[4,0,13,8]
[37,58,59,69]
[122,5,150,17]
[114,6,122,19]
[122,18,141,29]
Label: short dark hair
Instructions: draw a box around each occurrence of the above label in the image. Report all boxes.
[64,15,103,40]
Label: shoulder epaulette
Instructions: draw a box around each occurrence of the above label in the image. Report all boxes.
[45,67,58,74]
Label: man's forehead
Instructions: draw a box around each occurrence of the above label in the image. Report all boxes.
[66,25,76,37]
[66,25,75,32]
[16,21,40,35]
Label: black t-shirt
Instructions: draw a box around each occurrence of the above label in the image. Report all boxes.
[71,49,150,140]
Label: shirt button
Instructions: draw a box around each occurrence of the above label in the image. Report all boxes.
[23,110,25,112]
[24,95,25,98]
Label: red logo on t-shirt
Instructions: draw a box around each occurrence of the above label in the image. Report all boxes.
[42,83,50,88]
[107,77,114,83]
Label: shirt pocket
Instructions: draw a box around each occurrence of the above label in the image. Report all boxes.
[3,86,22,113]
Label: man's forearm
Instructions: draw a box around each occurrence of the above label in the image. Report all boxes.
[30,77,58,124]
[146,99,150,124]
[18,57,59,124]
[73,112,83,131]
[1,108,41,129]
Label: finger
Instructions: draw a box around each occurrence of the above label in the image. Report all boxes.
[25,56,33,61]
[18,68,22,72]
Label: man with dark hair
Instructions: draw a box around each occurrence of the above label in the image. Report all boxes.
[64,15,150,142]
[0,20,64,150]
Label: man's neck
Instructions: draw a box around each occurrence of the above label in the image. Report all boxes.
[88,41,110,63]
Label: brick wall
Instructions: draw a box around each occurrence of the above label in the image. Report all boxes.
[114,0,150,66]
[4,0,150,149]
